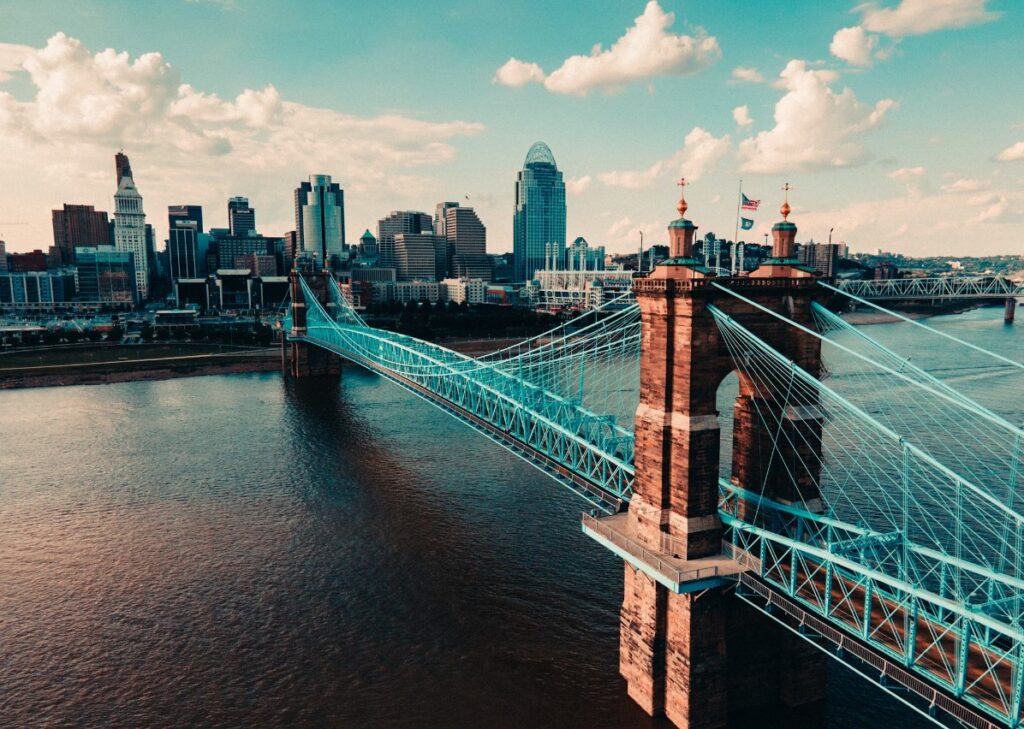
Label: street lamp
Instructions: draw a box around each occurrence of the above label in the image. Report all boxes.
[829,227,834,245]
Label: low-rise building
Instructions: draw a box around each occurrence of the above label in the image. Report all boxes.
[440,277,486,305]
[372,280,441,304]
[0,270,76,308]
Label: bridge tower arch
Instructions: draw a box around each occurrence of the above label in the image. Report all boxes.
[620,185,829,728]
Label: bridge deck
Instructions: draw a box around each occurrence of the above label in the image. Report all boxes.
[582,513,742,593]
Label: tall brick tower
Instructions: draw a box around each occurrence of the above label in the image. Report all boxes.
[618,182,827,728]
[282,263,342,378]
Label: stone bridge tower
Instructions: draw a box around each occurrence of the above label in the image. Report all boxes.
[620,183,828,728]
[282,265,342,378]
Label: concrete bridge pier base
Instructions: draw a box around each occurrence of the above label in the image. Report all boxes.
[1005,297,1016,324]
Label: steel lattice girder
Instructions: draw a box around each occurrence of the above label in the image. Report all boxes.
[720,481,1024,727]
[296,280,636,503]
[836,276,1023,301]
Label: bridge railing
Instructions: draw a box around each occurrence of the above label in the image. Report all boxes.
[581,513,723,584]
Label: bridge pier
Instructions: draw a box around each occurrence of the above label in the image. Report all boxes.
[618,188,827,728]
[1005,297,1016,324]
[282,267,342,378]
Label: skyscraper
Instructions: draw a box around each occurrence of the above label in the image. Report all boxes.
[513,142,566,282]
[51,204,111,264]
[394,233,444,281]
[227,197,256,236]
[377,211,433,269]
[167,205,204,283]
[434,201,459,239]
[112,152,150,299]
[294,175,346,266]
[444,205,492,280]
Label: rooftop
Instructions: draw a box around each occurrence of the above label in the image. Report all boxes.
[524,141,557,168]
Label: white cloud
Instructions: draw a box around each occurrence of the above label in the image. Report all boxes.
[968,193,1011,223]
[941,177,989,192]
[731,66,764,83]
[498,2,720,97]
[606,215,662,245]
[492,57,546,87]
[0,42,32,82]
[996,141,1024,162]
[0,33,484,247]
[830,26,878,66]
[857,0,999,37]
[565,175,592,195]
[887,165,927,194]
[788,178,1024,255]
[737,60,896,174]
[887,166,925,181]
[732,105,753,127]
[599,126,730,189]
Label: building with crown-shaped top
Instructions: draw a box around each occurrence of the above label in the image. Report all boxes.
[112,152,149,299]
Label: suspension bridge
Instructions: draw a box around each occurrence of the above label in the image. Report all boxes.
[279,189,1023,729]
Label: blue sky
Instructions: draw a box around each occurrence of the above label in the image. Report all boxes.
[1,0,1022,256]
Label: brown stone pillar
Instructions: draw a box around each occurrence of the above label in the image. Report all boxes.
[620,564,667,714]
[284,268,342,378]
[630,282,723,558]
[664,589,728,729]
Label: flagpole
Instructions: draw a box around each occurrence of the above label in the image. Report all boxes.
[733,179,742,274]
[733,181,741,274]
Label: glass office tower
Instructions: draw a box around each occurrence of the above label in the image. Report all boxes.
[513,142,565,282]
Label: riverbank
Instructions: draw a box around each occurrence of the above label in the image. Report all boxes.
[841,301,984,326]
[0,342,280,389]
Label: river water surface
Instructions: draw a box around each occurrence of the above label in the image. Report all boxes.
[1,306,1020,728]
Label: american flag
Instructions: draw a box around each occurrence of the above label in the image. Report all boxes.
[741,193,760,211]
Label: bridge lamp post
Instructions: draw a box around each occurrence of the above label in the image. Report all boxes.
[829,227,834,245]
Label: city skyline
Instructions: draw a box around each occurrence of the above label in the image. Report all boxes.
[0,1,1023,256]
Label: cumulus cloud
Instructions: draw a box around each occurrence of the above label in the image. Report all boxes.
[793,184,1024,256]
[731,66,764,83]
[565,175,592,195]
[857,0,999,37]
[887,166,925,181]
[830,26,878,66]
[737,60,896,174]
[887,166,927,194]
[732,105,753,127]
[599,126,730,189]
[492,57,546,87]
[495,2,720,97]
[0,42,32,82]
[0,33,484,247]
[941,177,989,192]
[968,193,1012,223]
[996,141,1024,162]
[606,215,662,245]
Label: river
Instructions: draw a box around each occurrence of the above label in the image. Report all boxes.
[1,305,1020,728]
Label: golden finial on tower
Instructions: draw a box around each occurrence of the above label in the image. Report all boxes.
[676,177,689,218]
[780,182,792,220]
